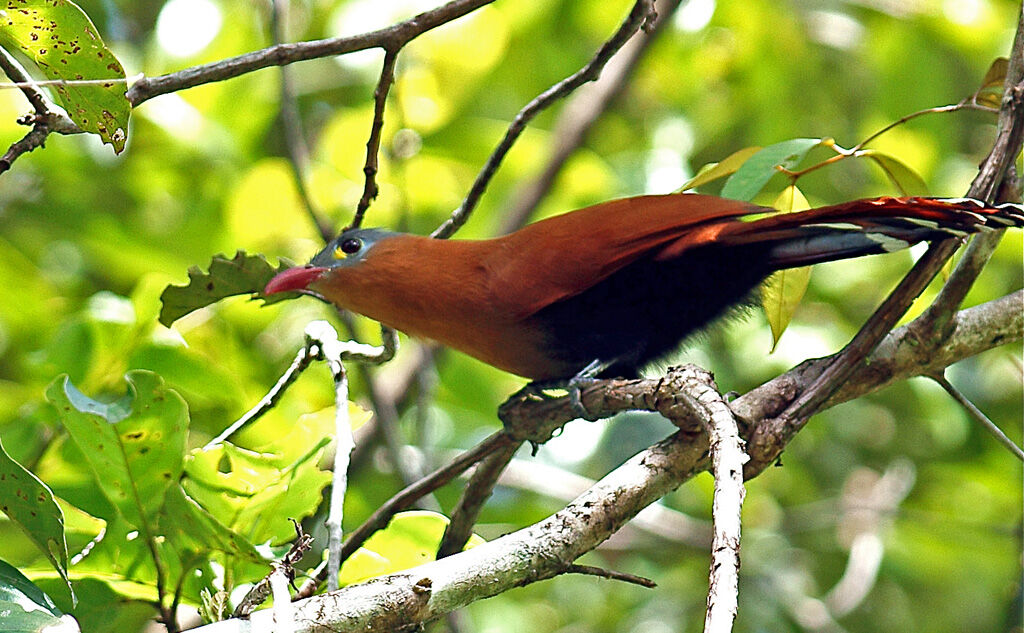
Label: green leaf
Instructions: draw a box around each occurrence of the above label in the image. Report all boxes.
[0,441,72,602]
[721,138,822,201]
[862,150,929,196]
[160,485,264,563]
[761,185,812,351]
[339,511,486,586]
[32,576,151,633]
[0,559,78,633]
[183,441,332,545]
[679,146,762,192]
[0,0,129,152]
[45,371,188,527]
[159,251,297,328]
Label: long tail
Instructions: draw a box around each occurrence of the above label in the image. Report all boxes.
[722,197,1024,269]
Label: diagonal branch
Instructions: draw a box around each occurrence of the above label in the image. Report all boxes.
[757,17,1024,439]
[349,48,399,230]
[431,0,658,239]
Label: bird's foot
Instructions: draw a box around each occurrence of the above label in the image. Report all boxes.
[523,359,616,421]
[567,359,615,421]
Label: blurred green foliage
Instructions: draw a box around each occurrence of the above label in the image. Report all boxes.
[0,0,1020,632]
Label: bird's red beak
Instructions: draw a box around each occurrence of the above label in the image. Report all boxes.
[264,266,328,295]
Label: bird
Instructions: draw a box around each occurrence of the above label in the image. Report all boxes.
[264,194,1023,384]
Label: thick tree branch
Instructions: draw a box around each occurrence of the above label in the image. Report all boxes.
[765,18,1024,432]
[200,291,1018,632]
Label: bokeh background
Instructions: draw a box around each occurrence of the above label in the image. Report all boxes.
[0,0,1020,631]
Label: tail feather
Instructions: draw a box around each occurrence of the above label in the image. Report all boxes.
[732,197,1024,270]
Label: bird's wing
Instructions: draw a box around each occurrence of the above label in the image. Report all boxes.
[484,194,761,319]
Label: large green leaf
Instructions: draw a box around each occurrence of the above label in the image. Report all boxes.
[159,252,297,328]
[0,559,78,633]
[183,441,332,545]
[0,441,71,600]
[45,371,187,527]
[721,138,822,201]
[0,0,129,151]
[161,484,264,563]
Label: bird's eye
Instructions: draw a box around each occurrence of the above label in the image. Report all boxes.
[333,237,362,259]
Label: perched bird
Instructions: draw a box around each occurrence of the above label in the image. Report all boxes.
[265,194,1023,382]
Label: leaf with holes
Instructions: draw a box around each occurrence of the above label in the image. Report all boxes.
[45,370,187,528]
[0,0,129,151]
[159,251,298,327]
[761,185,812,351]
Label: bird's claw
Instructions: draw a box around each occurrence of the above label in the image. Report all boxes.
[568,378,600,421]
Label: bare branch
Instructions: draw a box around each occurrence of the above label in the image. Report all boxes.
[675,369,746,633]
[565,564,657,588]
[436,440,522,558]
[125,0,496,106]
[930,372,1024,461]
[350,48,399,230]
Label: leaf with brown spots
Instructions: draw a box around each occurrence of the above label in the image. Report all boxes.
[45,370,187,528]
[0,441,73,601]
[0,0,129,151]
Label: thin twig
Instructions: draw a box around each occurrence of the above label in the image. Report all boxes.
[320,332,357,591]
[270,0,333,243]
[498,0,684,233]
[930,373,1024,462]
[296,430,516,598]
[204,320,396,449]
[436,440,522,558]
[203,343,316,450]
[349,48,399,230]
[0,47,82,174]
[431,0,659,239]
[234,522,314,618]
[566,564,657,588]
[125,0,496,106]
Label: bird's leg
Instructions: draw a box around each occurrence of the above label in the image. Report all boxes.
[522,359,617,420]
